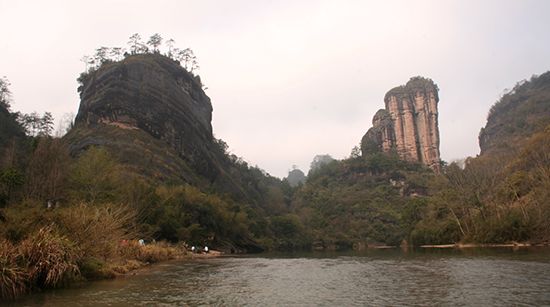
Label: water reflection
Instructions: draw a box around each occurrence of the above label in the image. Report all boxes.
[12,248,550,306]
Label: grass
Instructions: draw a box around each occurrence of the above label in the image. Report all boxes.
[18,226,80,288]
[0,240,28,300]
[0,201,188,301]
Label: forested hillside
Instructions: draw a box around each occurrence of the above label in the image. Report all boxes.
[1,34,549,300]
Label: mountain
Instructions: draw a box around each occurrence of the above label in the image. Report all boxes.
[409,71,550,245]
[361,77,441,172]
[64,53,291,251]
[69,54,232,188]
[479,71,550,156]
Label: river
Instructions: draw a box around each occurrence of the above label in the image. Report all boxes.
[11,248,550,306]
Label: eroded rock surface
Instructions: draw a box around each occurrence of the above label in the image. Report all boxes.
[69,54,229,185]
[361,77,441,172]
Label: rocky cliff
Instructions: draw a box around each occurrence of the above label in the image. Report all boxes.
[67,54,242,194]
[361,77,441,172]
[64,52,295,251]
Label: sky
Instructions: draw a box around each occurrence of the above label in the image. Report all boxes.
[1,0,549,178]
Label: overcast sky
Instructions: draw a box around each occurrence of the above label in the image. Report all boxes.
[1,0,549,178]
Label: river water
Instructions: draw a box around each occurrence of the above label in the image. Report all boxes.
[12,248,550,306]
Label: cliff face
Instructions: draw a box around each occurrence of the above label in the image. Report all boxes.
[68,54,233,188]
[75,54,212,162]
[361,77,441,172]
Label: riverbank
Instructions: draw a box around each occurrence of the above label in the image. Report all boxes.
[419,242,549,249]
[112,248,224,279]
[348,241,550,251]
[76,244,225,279]
[0,236,224,302]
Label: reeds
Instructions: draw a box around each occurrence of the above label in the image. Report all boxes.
[55,203,141,261]
[136,242,180,263]
[18,225,80,288]
[0,240,28,300]
[0,226,81,301]
[119,240,181,263]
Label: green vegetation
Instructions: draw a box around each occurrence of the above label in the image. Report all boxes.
[79,33,200,85]
[292,153,437,248]
[479,72,550,155]
[285,167,306,188]
[2,46,549,300]
[287,73,550,248]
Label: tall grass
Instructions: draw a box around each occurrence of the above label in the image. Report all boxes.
[120,241,181,263]
[55,203,141,261]
[18,225,80,288]
[0,202,180,300]
[0,240,28,300]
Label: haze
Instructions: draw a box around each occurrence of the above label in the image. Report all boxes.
[1,0,549,178]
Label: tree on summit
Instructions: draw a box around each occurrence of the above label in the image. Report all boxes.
[147,33,163,53]
[0,76,12,110]
[128,33,142,54]
[166,38,175,58]
[94,47,110,65]
[80,34,201,76]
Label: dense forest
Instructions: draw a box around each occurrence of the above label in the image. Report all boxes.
[1,34,549,299]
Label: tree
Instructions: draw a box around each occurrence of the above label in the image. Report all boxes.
[136,43,149,54]
[0,76,12,110]
[128,33,142,54]
[350,145,361,158]
[177,48,193,70]
[39,112,54,137]
[190,54,199,73]
[147,33,163,53]
[0,168,23,204]
[110,47,124,61]
[18,112,40,136]
[24,138,69,201]
[17,111,54,137]
[165,38,175,58]
[69,147,119,203]
[94,47,110,66]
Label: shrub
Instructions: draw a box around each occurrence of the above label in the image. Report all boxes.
[18,225,80,288]
[136,242,180,263]
[79,257,115,280]
[55,203,140,261]
[0,240,28,300]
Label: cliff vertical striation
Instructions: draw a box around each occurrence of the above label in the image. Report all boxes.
[361,77,441,172]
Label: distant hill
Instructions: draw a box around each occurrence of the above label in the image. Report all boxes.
[286,168,306,187]
[479,71,550,156]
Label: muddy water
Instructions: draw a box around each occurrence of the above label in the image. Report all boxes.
[13,248,550,306]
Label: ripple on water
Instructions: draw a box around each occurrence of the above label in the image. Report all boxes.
[12,249,550,306]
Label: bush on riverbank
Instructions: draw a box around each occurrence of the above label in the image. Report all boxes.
[0,240,28,300]
[0,200,186,300]
[0,226,80,300]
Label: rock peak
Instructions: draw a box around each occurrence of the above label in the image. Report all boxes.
[71,53,223,181]
[361,77,441,172]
